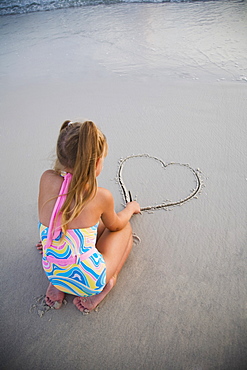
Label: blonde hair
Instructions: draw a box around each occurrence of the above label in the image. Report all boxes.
[55,120,108,233]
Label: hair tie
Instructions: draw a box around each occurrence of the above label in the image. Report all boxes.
[68,121,74,126]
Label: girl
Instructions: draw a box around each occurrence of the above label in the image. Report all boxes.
[38,120,140,313]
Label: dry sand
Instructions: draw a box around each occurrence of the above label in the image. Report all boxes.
[1,2,247,370]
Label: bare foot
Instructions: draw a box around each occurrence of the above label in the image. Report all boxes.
[73,278,115,313]
[36,241,43,254]
[45,283,65,309]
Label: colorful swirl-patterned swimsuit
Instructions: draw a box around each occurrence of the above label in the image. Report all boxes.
[39,173,106,297]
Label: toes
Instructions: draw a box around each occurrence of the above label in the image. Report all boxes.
[75,303,85,312]
[45,296,55,306]
[76,301,86,311]
[36,242,43,254]
[45,296,53,307]
[45,296,63,309]
[73,297,91,313]
[73,297,80,305]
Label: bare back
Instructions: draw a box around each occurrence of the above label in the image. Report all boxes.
[38,170,106,229]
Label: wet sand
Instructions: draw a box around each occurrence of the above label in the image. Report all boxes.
[1,2,247,369]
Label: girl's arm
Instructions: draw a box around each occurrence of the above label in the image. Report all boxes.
[100,189,140,232]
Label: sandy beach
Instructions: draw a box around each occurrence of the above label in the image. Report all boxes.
[1,1,247,369]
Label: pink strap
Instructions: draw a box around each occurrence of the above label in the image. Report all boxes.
[44,172,98,265]
[45,172,72,249]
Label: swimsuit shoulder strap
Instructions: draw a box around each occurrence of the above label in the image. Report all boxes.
[45,172,72,247]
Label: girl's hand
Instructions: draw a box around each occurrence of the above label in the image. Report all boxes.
[126,201,141,215]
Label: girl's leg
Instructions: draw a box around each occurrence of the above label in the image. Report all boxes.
[97,222,133,283]
[96,218,106,242]
[73,222,133,313]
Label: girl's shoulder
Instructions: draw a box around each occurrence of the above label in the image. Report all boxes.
[97,186,112,198]
[96,187,114,206]
[40,169,62,181]
[40,170,63,192]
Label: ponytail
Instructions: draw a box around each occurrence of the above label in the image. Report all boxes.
[55,120,107,233]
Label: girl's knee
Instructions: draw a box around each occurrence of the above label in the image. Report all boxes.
[124,221,132,236]
[125,221,131,228]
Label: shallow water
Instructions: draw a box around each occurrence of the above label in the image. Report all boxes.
[1,0,247,85]
[0,0,243,16]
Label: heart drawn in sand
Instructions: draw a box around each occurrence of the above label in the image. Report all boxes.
[117,154,202,211]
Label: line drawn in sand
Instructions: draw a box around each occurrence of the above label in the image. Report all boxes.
[117,154,204,212]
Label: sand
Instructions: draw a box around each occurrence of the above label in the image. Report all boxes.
[1,2,247,369]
